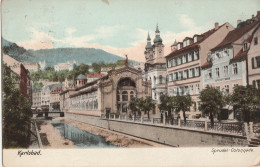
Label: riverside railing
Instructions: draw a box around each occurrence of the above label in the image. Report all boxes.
[253,124,260,136]
[207,122,244,135]
[100,114,260,136]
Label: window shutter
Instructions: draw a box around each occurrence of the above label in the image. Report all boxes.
[252,57,255,69]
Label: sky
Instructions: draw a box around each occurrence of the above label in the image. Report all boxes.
[2,0,260,62]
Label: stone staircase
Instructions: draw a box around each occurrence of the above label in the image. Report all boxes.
[249,137,260,147]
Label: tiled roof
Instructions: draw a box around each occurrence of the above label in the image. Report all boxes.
[231,48,247,61]
[211,21,259,51]
[23,62,37,65]
[201,61,212,69]
[166,24,224,58]
[49,83,62,91]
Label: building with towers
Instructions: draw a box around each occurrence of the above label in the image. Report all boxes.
[143,25,167,115]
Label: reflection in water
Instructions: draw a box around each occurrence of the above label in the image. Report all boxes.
[51,121,118,148]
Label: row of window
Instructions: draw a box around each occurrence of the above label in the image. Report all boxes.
[167,50,199,68]
[117,91,135,102]
[70,92,98,104]
[206,63,238,79]
[214,83,239,94]
[168,84,200,96]
[70,100,98,111]
[168,67,201,82]
[209,49,230,62]
[147,75,164,85]
[117,103,128,113]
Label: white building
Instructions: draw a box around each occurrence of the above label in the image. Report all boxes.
[22,62,38,72]
[54,61,75,71]
[39,60,46,70]
[32,87,42,110]
[143,25,167,114]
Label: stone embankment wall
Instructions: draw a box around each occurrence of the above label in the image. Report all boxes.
[66,112,248,147]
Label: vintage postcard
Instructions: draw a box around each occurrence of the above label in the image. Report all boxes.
[1,0,260,166]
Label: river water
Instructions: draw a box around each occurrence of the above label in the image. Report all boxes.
[51,121,118,148]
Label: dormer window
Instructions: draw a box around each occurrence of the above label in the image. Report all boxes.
[177,44,181,50]
[243,43,248,51]
[187,40,190,46]
[194,36,198,43]
[183,41,187,47]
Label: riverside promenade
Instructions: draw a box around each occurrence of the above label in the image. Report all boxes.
[65,112,260,147]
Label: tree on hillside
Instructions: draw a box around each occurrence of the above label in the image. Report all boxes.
[231,85,260,123]
[79,63,89,74]
[92,63,102,73]
[199,86,225,126]
[174,95,193,123]
[3,64,32,148]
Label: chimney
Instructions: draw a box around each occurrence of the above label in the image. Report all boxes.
[252,14,255,18]
[215,22,219,30]
[237,20,241,25]
[257,11,260,19]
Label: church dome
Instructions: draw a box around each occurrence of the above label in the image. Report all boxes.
[153,35,163,43]
[145,43,152,49]
[76,74,87,80]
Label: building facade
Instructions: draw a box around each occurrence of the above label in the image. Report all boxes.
[202,20,260,92]
[54,61,75,71]
[22,62,38,72]
[248,17,260,88]
[60,65,152,117]
[32,87,42,110]
[50,84,63,112]
[166,22,234,118]
[143,25,167,115]
[3,54,32,103]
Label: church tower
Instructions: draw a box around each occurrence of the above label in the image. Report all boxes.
[153,25,164,61]
[143,25,167,117]
[145,32,153,61]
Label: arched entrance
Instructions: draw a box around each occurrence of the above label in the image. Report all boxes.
[116,78,136,115]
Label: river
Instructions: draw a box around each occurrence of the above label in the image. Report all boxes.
[51,121,118,148]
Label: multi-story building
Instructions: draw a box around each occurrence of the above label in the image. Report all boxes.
[40,82,60,111]
[3,54,32,103]
[166,22,234,118]
[54,61,75,71]
[32,87,42,110]
[22,62,38,72]
[201,16,259,119]
[49,83,63,112]
[60,65,151,117]
[143,25,167,115]
[248,12,260,88]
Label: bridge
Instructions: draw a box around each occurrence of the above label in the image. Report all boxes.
[32,111,64,118]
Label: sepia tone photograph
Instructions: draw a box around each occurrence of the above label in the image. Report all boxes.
[1,0,260,166]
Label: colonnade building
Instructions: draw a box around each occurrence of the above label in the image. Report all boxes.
[60,65,151,117]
